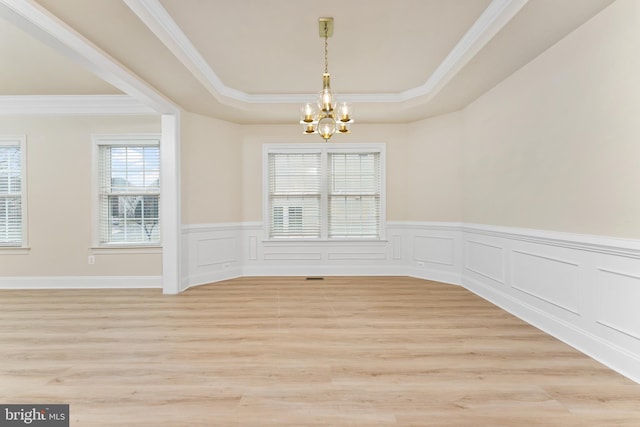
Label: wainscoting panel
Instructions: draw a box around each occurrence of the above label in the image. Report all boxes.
[196,237,236,267]
[465,240,505,284]
[182,223,243,288]
[461,224,640,384]
[327,251,387,261]
[511,249,581,315]
[392,235,402,260]
[596,268,640,343]
[390,222,462,285]
[263,252,322,261]
[414,235,454,266]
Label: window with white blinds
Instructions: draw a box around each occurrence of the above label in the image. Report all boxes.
[95,136,160,246]
[265,144,384,240]
[0,137,26,247]
[268,152,321,238]
[328,152,381,238]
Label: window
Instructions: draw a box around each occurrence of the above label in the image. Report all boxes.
[328,152,381,238]
[265,144,384,240]
[267,152,321,238]
[0,136,26,247]
[94,135,160,246]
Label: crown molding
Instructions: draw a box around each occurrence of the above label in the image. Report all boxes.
[0,0,179,114]
[0,95,158,116]
[400,0,528,102]
[124,0,528,106]
[0,0,528,113]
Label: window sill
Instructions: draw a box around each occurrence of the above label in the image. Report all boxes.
[0,247,31,255]
[91,246,162,255]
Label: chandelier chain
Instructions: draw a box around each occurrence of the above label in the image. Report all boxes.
[324,22,329,74]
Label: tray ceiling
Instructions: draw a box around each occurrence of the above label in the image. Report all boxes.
[0,0,616,123]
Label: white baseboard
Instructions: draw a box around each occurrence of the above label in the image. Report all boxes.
[0,276,162,289]
[184,268,242,290]
[408,268,462,286]
[240,264,407,278]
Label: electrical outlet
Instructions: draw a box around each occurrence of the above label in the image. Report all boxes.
[88,255,95,265]
[416,261,425,268]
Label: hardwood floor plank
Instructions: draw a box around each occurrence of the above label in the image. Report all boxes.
[1,276,639,426]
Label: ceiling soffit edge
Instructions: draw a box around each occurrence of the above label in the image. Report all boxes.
[0,0,179,114]
[0,95,157,115]
[124,0,528,107]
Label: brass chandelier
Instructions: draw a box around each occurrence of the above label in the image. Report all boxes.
[300,17,353,141]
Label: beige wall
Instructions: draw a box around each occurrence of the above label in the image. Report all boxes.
[180,111,242,224]
[462,0,640,238]
[406,112,463,222]
[0,115,162,276]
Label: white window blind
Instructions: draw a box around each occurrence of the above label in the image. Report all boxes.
[97,139,160,245]
[266,145,384,240]
[328,152,381,238]
[0,139,24,247]
[268,152,321,238]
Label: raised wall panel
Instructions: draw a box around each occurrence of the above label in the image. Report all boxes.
[248,236,258,260]
[414,235,454,266]
[465,240,504,284]
[196,237,236,267]
[392,235,402,260]
[327,252,386,261]
[512,250,580,315]
[597,268,640,340]
[263,252,322,261]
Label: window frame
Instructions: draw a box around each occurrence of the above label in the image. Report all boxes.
[263,143,386,241]
[0,135,28,250]
[92,134,161,249]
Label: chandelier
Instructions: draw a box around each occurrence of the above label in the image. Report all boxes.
[300,17,353,141]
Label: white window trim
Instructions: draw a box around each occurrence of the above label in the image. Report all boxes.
[0,135,28,250]
[91,134,161,249]
[263,143,386,242]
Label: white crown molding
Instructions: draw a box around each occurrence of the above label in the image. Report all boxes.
[400,0,528,103]
[0,0,179,114]
[0,95,158,116]
[122,0,248,108]
[124,0,528,106]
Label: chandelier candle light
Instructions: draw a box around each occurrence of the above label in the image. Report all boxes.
[300,17,353,141]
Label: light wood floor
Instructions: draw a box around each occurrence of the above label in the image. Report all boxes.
[2,276,640,426]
